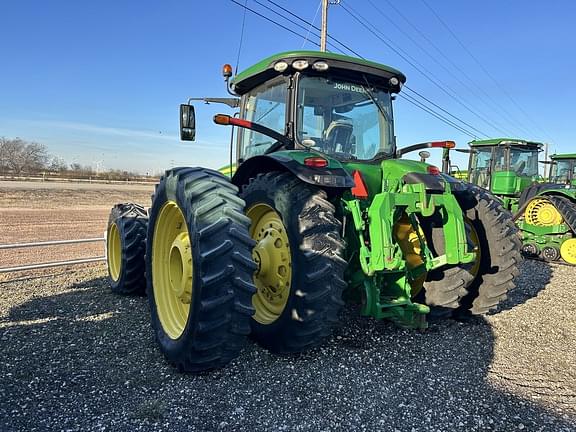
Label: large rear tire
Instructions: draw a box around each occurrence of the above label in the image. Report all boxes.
[456,186,522,316]
[146,168,257,372]
[241,172,346,353]
[416,214,474,319]
[106,203,148,295]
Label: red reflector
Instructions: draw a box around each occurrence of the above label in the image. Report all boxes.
[427,166,441,175]
[304,157,328,168]
[430,140,455,148]
[351,170,369,199]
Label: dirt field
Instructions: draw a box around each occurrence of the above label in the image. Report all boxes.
[0,181,153,271]
[1,181,575,431]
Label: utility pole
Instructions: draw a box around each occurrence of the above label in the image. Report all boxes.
[543,142,549,178]
[320,0,328,52]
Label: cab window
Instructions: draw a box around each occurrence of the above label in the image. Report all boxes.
[239,78,288,159]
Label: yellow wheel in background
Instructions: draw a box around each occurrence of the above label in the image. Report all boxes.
[247,203,292,325]
[152,201,193,340]
[105,203,148,295]
[524,198,564,226]
[560,238,576,265]
[107,222,121,282]
[393,216,426,297]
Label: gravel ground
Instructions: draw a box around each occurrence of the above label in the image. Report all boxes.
[0,259,575,432]
[1,182,575,431]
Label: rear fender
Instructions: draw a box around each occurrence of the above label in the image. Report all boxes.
[231,153,355,189]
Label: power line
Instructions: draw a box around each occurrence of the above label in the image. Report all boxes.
[228,0,489,139]
[377,0,535,138]
[365,0,533,139]
[251,0,344,53]
[420,0,553,142]
[229,0,316,45]
[398,93,480,139]
[261,0,364,57]
[301,1,322,49]
[234,0,249,74]
[340,1,508,137]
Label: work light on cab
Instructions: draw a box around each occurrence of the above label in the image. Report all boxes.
[292,59,309,70]
[274,61,289,72]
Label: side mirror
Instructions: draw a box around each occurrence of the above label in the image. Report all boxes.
[180,104,196,141]
[418,150,430,162]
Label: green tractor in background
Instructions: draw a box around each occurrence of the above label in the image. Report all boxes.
[104,51,521,373]
[429,138,576,265]
[548,153,576,187]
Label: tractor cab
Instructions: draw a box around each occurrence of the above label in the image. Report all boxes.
[549,154,576,186]
[468,138,541,196]
[228,51,404,164]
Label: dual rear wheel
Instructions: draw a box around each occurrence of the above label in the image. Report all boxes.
[105,169,345,371]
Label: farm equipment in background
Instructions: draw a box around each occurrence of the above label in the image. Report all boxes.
[105,51,521,372]
[414,138,576,265]
[547,153,576,187]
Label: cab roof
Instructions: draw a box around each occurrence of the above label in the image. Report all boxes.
[230,50,406,95]
[469,138,544,148]
[550,153,576,160]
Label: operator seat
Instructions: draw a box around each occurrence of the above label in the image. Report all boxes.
[324,120,354,155]
[473,169,489,188]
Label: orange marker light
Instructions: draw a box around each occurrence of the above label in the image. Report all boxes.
[222,64,233,79]
[351,170,369,199]
[213,114,231,125]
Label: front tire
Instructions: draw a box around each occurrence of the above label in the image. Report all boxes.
[146,168,257,372]
[241,172,346,353]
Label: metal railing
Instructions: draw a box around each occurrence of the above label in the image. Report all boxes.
[0,237,105,273]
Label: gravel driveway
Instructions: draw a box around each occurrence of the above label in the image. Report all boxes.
[0,259,575,431]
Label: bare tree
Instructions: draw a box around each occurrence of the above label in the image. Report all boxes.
[48,156,68,173]
[0,137,48,175]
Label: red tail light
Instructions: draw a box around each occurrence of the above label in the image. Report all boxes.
[351,170,369,199]
[427,166,441,175]
[304,157,328,168]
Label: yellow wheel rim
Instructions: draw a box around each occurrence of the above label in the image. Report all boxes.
[560,238,576,265]
[247,203,292,325]
[465,219,481,277]
[107,222,122,282]
[524,198,564,226]
[152,201,193,340]
[393,216,426,297]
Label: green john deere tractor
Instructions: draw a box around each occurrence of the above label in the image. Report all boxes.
[428,138,576,265]
[548,153,576,187]
[105,51,521,372]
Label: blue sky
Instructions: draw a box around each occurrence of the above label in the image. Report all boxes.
[1,0,575,174]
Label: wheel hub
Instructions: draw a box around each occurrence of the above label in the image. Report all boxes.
[169,232,193,303]
[252,223,290,302]
[246,203,292,325]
